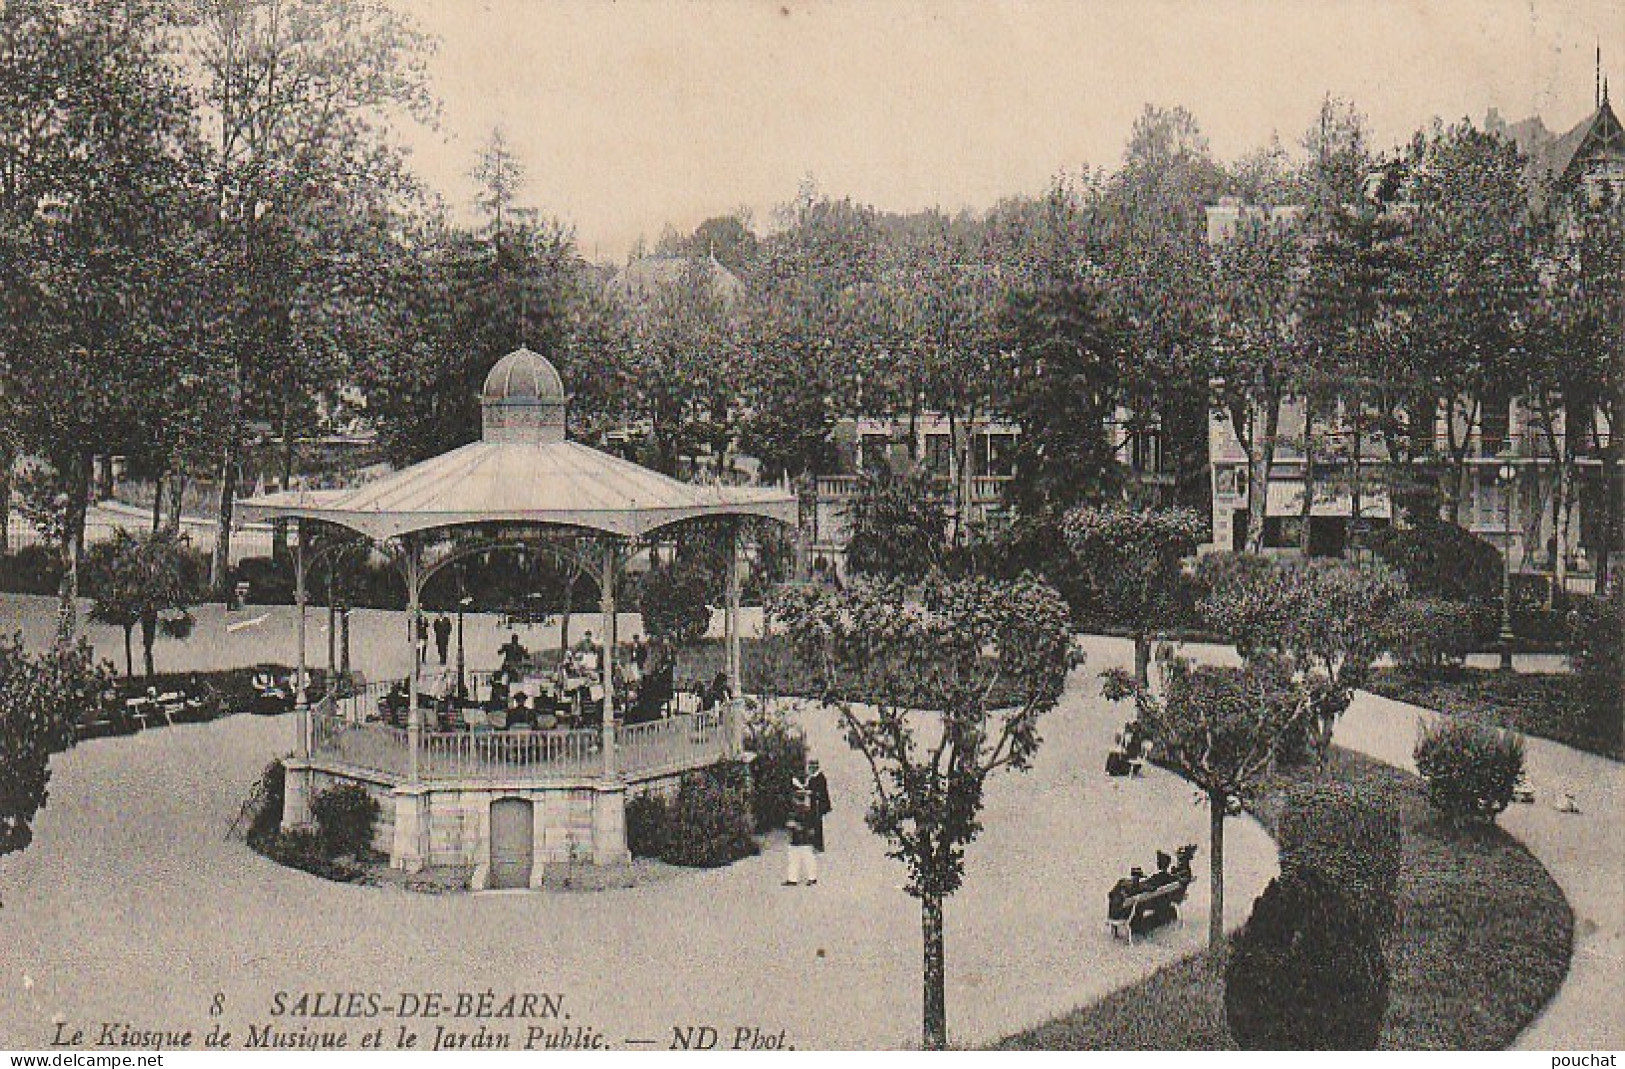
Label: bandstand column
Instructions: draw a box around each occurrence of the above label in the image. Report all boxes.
[600,539,617,779]
[293,520,309,759]
[404,542,423,784]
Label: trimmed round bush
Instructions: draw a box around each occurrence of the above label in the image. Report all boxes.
[1568,582,1623,683]
[1278,780,1403,934]
[1386,597,1486,672]
[310,782,381,858]
[661,769,759,868]
[1225,869,1390,1050]
[1368,518,1501,604]
[625,792,671,860]
[1413,718,1525,823]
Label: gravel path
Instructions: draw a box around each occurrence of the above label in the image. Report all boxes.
[0,624,1274,1051]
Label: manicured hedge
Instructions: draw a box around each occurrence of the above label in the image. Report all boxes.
[1278,780,1403,934]
[1414,719,1525,823]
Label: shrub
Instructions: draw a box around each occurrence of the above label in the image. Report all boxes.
[638,559,714,646]
[1413,718,1524,822]
[0,545,65,595]
[1386,597,1484,671]
[661,768,759,868]
[1277,780,1403,934]
[1567,583,1623,683]
[245,760,287,850]
[743,705,807,831]
[310,783,381,858]
[266,826,366,883]
[1368,518,1501,604]
[625,791,671,860]
[1225,870,1389,1050]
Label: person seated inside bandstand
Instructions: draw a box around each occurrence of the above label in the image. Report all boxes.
[498,632,528,674]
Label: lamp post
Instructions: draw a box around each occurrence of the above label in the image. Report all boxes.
[1495,450,1518,671]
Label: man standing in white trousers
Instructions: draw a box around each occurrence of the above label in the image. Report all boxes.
[784,787,819,886]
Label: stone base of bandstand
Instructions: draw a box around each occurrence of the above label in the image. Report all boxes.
[281,760,647,887]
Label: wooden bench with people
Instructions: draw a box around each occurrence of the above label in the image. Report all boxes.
[1106,844,1198,944]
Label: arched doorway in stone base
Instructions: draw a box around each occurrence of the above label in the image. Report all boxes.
[487,797,535,889]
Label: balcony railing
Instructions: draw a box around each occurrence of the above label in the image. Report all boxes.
[811,474,1012,503]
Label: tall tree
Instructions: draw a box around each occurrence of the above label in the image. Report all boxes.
[190,0,434,591]
[1209,211,1307,553]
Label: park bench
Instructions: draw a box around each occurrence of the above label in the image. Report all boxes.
[1106,881,1186,944]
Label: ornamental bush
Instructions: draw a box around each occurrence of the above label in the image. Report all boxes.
[743,705,807,832]
[625,791,670,860]
[1224,869,1389,1050]
[1567,583,1623,684]
[661,768,759,868]
[1413,718,1525,823]
[1278,781,1403,934]
[1368,518,1501,604]
[1386,597,1485,672]
[310,782,381,858]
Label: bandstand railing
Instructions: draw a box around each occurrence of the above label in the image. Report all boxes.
[306,692,733,784]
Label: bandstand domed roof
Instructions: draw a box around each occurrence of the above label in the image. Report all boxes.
[482,346,564,404]
[238,349,797,541]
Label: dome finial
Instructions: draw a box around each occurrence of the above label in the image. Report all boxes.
[482,347,567,443]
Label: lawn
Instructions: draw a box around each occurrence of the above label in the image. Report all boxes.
[993,747,1573,1050]
[1367,667,1623,761]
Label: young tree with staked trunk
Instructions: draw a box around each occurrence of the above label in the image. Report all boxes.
[1062,504,1206,684]
[84,529,203,679]
[1103,656,1312,952]
[771,574,1072,1050]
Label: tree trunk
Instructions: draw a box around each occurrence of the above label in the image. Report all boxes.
[1134,632,1151,688]
[272,405,295,564]
[1299,408,1315,556]
[339,604,351,676]
[141,613,156,678]
[165,470,185,535]
[124,626,134,678]
[209,435,239,597]
[0,436,11,554]
[921,892,948,1050]
[1208,790,1226,954]
[152,471,164,533]
[1244,397,1280,555]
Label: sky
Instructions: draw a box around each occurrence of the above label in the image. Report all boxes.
[388,0,1622,261]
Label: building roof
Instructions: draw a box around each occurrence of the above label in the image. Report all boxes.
[240,348,795,541]
[606,254,744,304]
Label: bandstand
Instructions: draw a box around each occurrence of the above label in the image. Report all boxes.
[240,348,795,887]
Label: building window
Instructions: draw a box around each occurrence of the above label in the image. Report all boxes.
[984,433,1015,478]
[925,434,952,476]
[1215,467,1245,501]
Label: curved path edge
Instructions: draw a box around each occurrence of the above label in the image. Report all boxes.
[1336,689,1624,1051]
